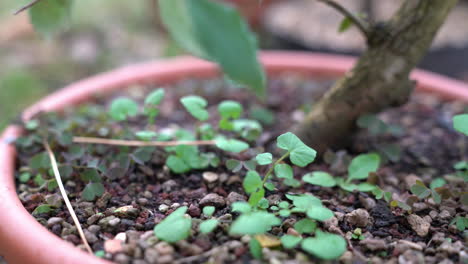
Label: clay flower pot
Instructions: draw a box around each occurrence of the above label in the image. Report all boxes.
[1,51,468,264]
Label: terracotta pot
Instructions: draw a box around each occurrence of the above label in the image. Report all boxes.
[1,51,468,264]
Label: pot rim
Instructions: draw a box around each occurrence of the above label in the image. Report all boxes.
[1,51,468,264]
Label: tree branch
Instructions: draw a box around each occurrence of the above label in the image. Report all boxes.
[317,0,371,39]
[14,0,42,15]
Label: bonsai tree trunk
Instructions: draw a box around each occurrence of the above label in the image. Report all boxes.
[295,0,458,153]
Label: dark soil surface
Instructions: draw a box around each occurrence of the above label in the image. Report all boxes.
[14,75,468,264]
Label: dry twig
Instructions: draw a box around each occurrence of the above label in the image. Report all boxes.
[73,136,216,147]
[43,140,93,254]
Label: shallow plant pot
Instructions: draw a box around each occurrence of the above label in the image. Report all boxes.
[1,51,468,264]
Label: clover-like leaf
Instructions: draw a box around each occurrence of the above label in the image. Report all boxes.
[301,230,346,260]
[231,202,252,214]
[215,138,249,153]
[410,181,431,199]
[243,171,263,193]
[277,132,316,167]
[347,153,380,181]
[181,95,209,121]
[145,88,165,106]
[166,155,191,174]
[286,194,322,211]
[199,219,219,234]
[109,97,139,121]
[306,206,334,222]
[32,204,54,215]
[453,114,468,136]
[302,171,336,187]
[82,182,105,201]
[274,164,293,179]
[294,219,317,234]
[255,153,273,165]
[230,211,281,235]
[203,206,215,217]
[281,235,302,249]
[154,206,192,243]
[218,100,243,119]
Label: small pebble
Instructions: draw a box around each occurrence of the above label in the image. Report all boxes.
[155,242,174,255]
[144,248,159,263]
[226,192,246,205]
[47,217,63,227]
[158,204,169,213]
[360,238,387,251]
[407,214,430,237]
[345,209,370,227]
[203,172,219,183]
[115,232,127,242]
[199,193,226,207]
[104,239,123,254]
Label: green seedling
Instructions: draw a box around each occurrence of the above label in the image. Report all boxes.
[80,168,105,201]
[218,100,243,131]
[302,153,381,194]
[229,202,281,235]
[243,132,316,206]
[351,228,365,240]
[181,95,209,121]
[154,206,192,243]
[109,97,138,121]
[453,114,468,136]
[144,88,165,124]
[449,216,468,231]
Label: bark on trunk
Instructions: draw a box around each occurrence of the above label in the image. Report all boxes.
[295,0,458,154]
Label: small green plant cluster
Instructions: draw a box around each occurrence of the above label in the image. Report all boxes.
[303,153,381,193]
[151,132,347,260]
[108,89,266,175]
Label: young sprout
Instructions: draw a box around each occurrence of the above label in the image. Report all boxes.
[109,97,138,121]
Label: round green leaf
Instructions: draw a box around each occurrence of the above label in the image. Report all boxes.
[281,235,302,249]
[348,153,380,181]
[301,231,347,260]
[154,206,192,243]
[294,219,317,234]
[302,171,336,187]
[82,182,105,201]
[453,114,468,136]
[215,138,249,153]
[306,206,334,222]
[199,219,219,234]
[274,164,293,179]
[277,132,316,167]
[145,88,165,106]
[243,171,263,193]
[203,206,215,217]
[109,97,139,121]
[231,202,252,214]
[255,153,273,165]
[218,100,243,119]
[180,95,209,121]
[230,212,280,235]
